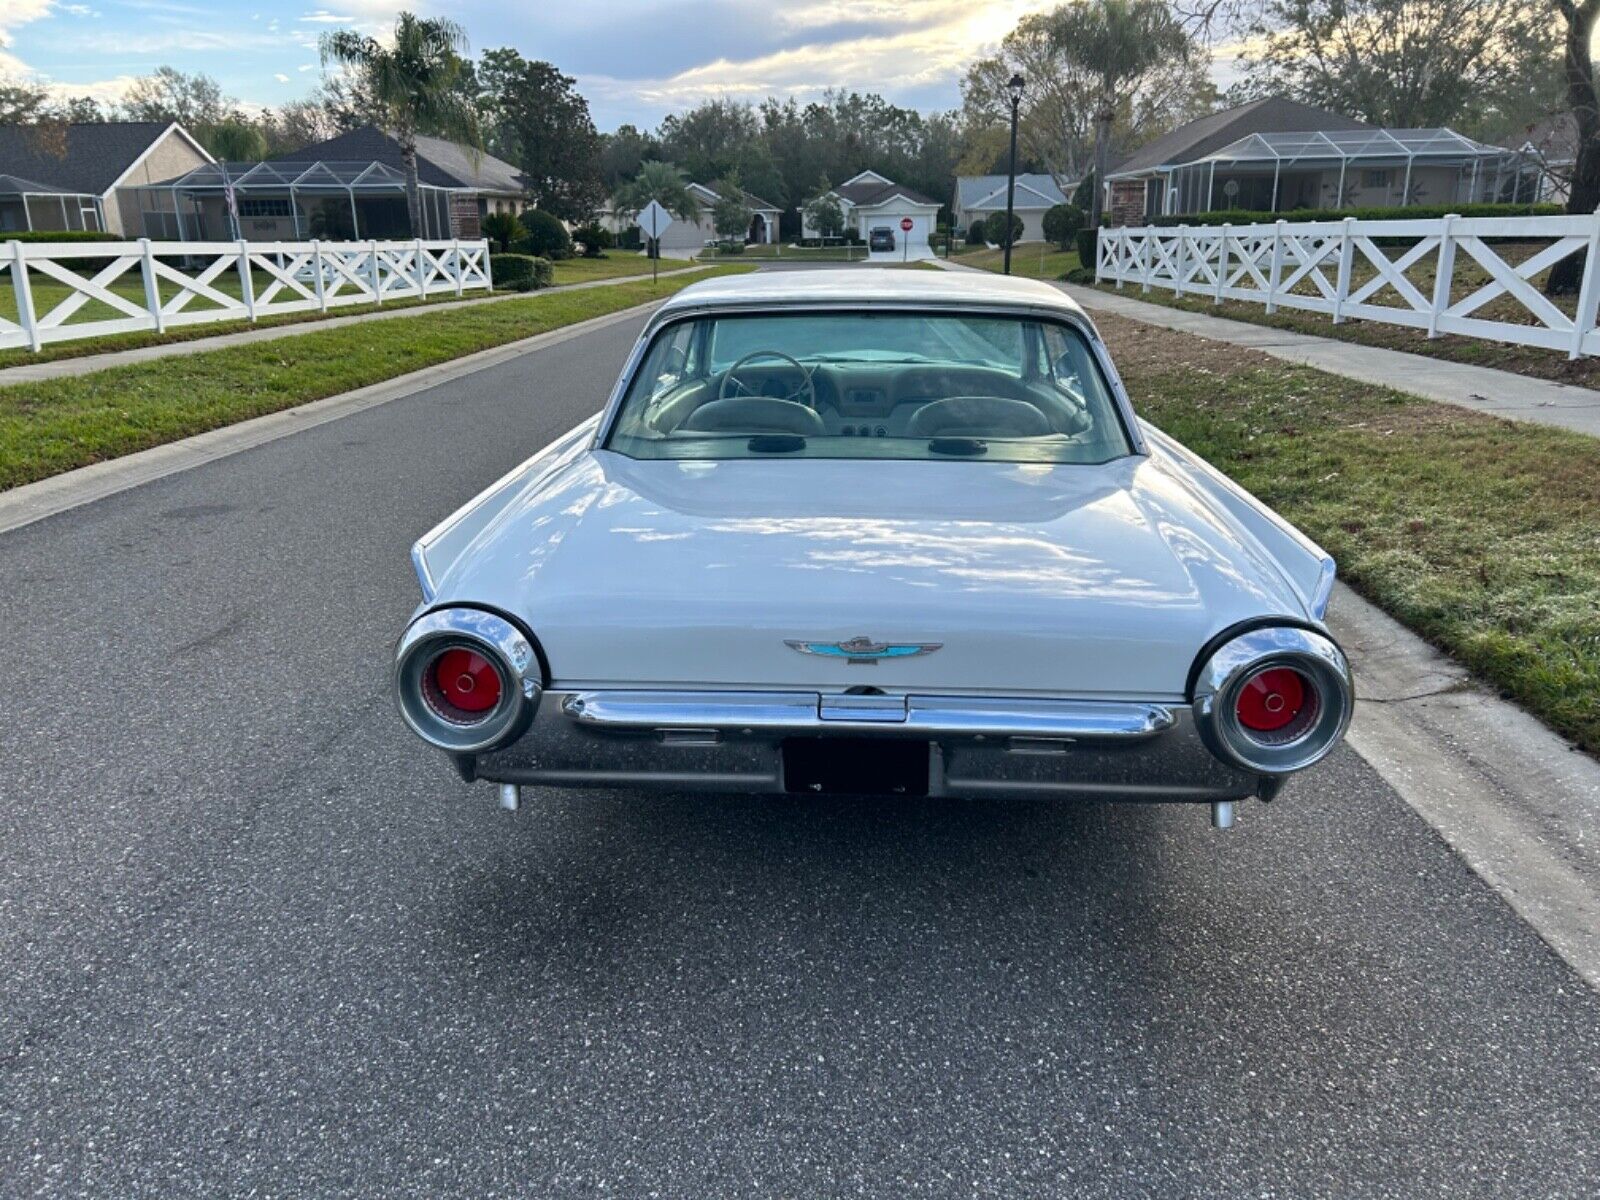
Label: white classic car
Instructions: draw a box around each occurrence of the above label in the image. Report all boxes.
[395,270,1352,829]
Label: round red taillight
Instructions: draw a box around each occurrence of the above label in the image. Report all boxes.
[430,647,502,715]
[1236,666,1307,733]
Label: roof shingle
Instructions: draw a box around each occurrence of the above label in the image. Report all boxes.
[0,121,191,194]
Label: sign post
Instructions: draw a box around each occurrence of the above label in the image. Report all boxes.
[636,200,673,283]
[900,216,913,263]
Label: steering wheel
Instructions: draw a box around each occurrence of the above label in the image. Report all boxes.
[718,350,817,410]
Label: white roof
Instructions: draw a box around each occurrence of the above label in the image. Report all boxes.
[654,268,1087,320]
[1198,127,1515,166]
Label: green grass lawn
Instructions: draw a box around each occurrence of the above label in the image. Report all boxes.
[696,245,867,262]
[0,265,753,491]
[948,244,1081,280]
[1102,311,1600,757]
[550,254,704,283]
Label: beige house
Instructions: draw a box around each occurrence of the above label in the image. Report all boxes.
[0,121,212,235]
[604,181,782,257]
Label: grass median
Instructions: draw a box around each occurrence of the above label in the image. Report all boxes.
[1101,312,1600,756]
[0,265,752,492]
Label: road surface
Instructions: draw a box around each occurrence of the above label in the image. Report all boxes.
[1,302,1597,1198]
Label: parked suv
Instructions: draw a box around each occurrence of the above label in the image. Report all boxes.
[868,226,895,252]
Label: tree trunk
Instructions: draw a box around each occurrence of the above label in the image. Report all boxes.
[399,131,424,239]
[1090,105,1113,230]
[1549,1,1600,293]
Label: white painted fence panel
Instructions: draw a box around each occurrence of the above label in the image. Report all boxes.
[0,237,492,352]
[1096,214,1600,359]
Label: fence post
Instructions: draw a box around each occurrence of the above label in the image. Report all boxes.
[1266,220,1285,314]
[236,238,257,323]
[311,239,328,313]
[1214,223,1230,305]
[483,242,494,291]
[451,238,464,296]
[1332,216,1357,324]
[139,237,165,336]
[368,239,383,304]
[1141,228,1154,293]
[1427,214,1457,339]
[1569,209,1600,359]
[10,239,41,353]
[1174,225,1188,297]
[413,236,426,296]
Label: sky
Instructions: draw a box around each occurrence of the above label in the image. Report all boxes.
[0,0,1122,131]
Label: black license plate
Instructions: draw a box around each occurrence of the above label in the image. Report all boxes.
[782,737,930,796]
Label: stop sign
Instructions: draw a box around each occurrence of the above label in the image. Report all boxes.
[900,217,914,232]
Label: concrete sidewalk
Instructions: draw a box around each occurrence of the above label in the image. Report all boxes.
[1060,282,1600,439]
[0,262,709,389]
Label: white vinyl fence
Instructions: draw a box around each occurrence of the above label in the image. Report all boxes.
[1096,214,1600,359]
[1,237,492,353]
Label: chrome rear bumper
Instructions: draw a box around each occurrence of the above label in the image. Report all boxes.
[471,689,1263,801]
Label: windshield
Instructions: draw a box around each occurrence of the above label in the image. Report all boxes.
[603,311,1134,464]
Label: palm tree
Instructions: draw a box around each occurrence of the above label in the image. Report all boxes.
[1053,0,1192,229]
[613,160,701,254]
[320,12,481,238]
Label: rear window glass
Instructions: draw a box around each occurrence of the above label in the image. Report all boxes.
[603,311,1133,465]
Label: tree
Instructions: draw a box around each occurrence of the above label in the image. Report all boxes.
[614,160,701,226]
[987,211,1024,248]
[1043,203,1086,249]
[120,66,233,126]
[803,184,845,239]
[475,50,606,221]
[1056,0,1198,229]
[710,172,753,241]
[1238,0,1556,129]
[1549,1,1600,291]
[600,124,661,191]
[0,76,51,125]
[516,209,572,259]
[320,12,481,238]
[202,119,268,162]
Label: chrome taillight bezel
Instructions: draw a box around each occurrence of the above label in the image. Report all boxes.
[395,608,542,753]
[1192,626,1353,776]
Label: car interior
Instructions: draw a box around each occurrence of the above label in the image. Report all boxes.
[605,312,1133,462]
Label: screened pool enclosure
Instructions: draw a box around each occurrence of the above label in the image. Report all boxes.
[1155,129,1544,217]
[130,160,470,242]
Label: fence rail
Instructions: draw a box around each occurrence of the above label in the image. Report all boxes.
[0,237,492,353]
[1095,214,1600,359]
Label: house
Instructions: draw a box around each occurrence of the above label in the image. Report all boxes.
[1104,98,1368,224]
[0,121,212,234]
[802,171,940,257]
[953,173,1073,243]
[131,125,526,242]
[1519,112,1577,203]
[605,180,782,257]
[1104,98,1538,223]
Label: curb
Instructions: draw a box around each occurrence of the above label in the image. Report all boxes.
[0,301,661,537]
[1327,583,1600,990]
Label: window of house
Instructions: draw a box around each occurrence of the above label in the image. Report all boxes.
[1361,169,1391,189]
[238,198,292,218]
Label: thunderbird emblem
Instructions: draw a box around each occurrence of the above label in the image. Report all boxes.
[785,636,942,665]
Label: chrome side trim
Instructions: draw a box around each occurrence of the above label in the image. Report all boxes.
[1309,556,1337,620]
[1191,626,1353,775]
[410,539,437,603]
[561,690,1175,741]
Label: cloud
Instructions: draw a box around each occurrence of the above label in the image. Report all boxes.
[273,72,290,82]
[0,0,56,49]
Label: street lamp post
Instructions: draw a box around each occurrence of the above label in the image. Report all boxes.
[1003,73,1025,275]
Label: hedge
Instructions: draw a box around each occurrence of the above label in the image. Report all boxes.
[1075,226,1097,270]
[0,230,122,245]
[1146,201,1563,228]
[490,253,553,291]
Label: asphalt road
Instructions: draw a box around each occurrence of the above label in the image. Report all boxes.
[1,302,1598,1198]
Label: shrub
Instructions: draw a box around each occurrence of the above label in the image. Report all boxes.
[617,225,642,250]
[573,221,613,257]
[1042,203,1086,250]
[0,229,121,244]
[964,218,986,246]
[1075,226,1098,271]
[987,211,1024,249]
[1145,201,1563,228]
[481,211,522,252]
[490,253,553,290]
[716,240,745,255]
[515,209,573,259]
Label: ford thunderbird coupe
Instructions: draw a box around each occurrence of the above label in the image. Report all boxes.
[394,270,1352,829]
